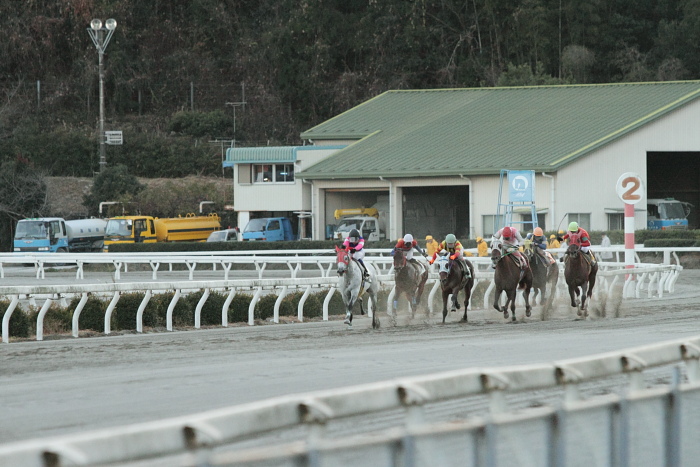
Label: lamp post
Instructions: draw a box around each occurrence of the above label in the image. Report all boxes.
[87,18,117,172]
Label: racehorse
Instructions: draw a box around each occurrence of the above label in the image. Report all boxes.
[436,254,475,323]
[392,248,429,318]
[563,244,598,317]
[491,247,533,321]
[335,246,380,328]
[525,248,559,307]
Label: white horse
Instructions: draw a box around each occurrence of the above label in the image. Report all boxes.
[335,246,380,328]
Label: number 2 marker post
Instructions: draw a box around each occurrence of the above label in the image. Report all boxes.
[615,172,644,286]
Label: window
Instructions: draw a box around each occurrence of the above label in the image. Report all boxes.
[275,163,294,182]
[482,215,498,237]
[607,213,623,230]
[253,163,294,183]
[519,213,547,231]
[568,213,591,229]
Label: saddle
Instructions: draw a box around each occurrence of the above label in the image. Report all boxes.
[454,257,471,278]
[503,248,528,270]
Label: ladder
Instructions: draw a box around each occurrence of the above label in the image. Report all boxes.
[495,170,538,234]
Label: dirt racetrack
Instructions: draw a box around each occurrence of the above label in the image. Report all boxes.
[1,269,698,448]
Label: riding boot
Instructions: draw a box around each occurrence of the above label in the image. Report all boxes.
[359,261,371,282]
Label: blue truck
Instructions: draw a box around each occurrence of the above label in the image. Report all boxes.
[241,217,296,241]
[647,198,693,230]
[14,217,108,253]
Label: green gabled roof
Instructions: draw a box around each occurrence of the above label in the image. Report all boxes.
[298,81,700,179]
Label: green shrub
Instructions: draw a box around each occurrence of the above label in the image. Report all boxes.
[114,292,146,330]
[644,238,697,248]
[279,291,302,317]
[199,290,228,326]
[29,303,73,337]
[255,293,277,321]
[229,293,252,323]
[76,296,110,332]
[0,301,30,338]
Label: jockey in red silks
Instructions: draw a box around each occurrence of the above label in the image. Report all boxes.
[559,222,595,262]
[392,233,423,264]
[343,228,370,280]
[492,226,527,268]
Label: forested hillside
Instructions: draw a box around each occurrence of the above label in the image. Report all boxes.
[1,0,699,178]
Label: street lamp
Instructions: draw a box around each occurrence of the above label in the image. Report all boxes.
[87,18,117,172]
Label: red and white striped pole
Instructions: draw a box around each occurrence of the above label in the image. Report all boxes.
[624,202,636,277]
[616,172,644,283]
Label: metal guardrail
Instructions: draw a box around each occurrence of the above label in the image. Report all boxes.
[0,245,691,280]
[1,335,698,466]
[0,252,683,343]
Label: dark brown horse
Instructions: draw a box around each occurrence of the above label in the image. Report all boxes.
[435,254,475,323]
[392,249,429,318]
[525,248,559,308]
[491,247,533,321]
[563,244,598,317]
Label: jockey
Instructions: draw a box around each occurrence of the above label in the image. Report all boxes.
[476,236,488,257]
[428,234,470,277]
[392,233,423,264]
[428,233,462,264]
[492,226,527,268]
[532,227,556,264]
[558,222,595,262]
[343,228,370,280]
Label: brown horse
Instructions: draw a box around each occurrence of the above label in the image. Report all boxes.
[525,248,559,308]
[435,254,475,323]
[563,244,598,317]
[491,247,533,321]
[392,249,429,318]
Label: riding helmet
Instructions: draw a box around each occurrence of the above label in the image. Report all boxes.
[533,227,544,236]
[403,233,413,244]
[445,233,456,247]
[568,221,578,232]
[348,228,360,242]
[502,226,513,239]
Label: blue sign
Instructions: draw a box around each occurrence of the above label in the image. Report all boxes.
[508,170,535,202]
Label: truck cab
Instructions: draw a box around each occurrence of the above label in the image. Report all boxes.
[14,218,67,253]
[647,198,693,230]
[333,208,386,242]
[242,217,295,241]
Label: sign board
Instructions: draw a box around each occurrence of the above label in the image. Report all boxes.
[508,170,535,202]
[105,131,123,145]
[615,172,644,205]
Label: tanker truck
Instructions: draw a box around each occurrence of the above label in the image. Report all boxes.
[103,213,221,251]
[14,217,107,253]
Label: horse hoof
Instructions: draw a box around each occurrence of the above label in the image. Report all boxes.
[503,311,509,319]
[344,318,351,325]
[526,309,531,318]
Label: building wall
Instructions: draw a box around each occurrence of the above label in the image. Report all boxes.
[233,147,342,213]
[556,98,700,232]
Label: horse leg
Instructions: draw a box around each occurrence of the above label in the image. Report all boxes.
[442,289,450,324]
[580,283,589,317]
[369,291,380,329]
[451,288,459,311]
[461,281,473,322]
[493,286,504,315]
[523,282,532,318]
[507,289,517,322]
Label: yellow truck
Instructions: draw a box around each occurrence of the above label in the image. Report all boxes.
[103,213,221,251]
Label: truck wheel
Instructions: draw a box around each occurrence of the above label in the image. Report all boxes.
[57,248,67,253]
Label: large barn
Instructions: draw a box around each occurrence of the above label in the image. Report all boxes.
[226,81,700,241]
